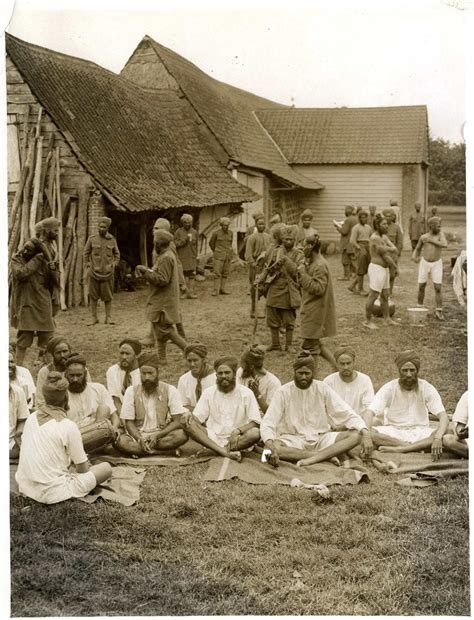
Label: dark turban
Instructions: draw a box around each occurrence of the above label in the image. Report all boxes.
[214,356,238,373]
[270,223,285,241]
[46,336,69,355]
[334,345,356,361]
[395,350,420,371]
[241,344,266,365]
[153,230,173,245]
[37,217,60,231]
[184,342,208,359]
[137,352,161,370]
[98,216,112,226]
[252,212,265,222]
[293,350,315,371]
[119,338,142,356]
[65,354,87,368]
[43,371,69,406]
[281,224,298,239]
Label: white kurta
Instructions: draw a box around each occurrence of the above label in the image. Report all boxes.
[120,383,186,435]
[177,370,216,410]
[36,365,91,407]
[106,364,141,401]
[9,383,29,449]
[236,368,281,412]
[67,383,116,428]
[193,384,261,447]
[16,413,97,504]
[323,371,374,416]
[11,365,36,408]
[453,391,468,426]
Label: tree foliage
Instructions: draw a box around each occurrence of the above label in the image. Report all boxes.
[428,138,466,206]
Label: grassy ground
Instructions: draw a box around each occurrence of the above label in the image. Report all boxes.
[10,243,469,616]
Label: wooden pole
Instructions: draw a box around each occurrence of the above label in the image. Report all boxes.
[73,183,89,306]
[139,219,148,268]
[55,147,66,310]
[66,224,78,307]
[29,135,43,236]
[37,133,54,221]
[19,105,30,167]
[45,154,56,217]
[34,106,43,138]
[19,130,36,247]
[8,163,29,234]
[63,197,77,257]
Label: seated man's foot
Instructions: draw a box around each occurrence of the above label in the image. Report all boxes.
[227,450,242,462]
[378,444,409,453]
[362,320,378,330]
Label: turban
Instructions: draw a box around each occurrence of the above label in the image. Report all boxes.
[138,352,161,370]
[154,218,171,231]
[334,345,356,361]
[37,217,60,231]
[184,342,208,359]
[46,336,69,355]
[65,354,87,368]
[181,213,193,223]
[301,209,314,219]
[293,350,315,371]
[395,350,420,371]
[214,355,238,373]
[270,223,285,240]
[98,216,112,226]
[153,230,173,245]
[281,225,298,239]
[220,217,231,226]
[427,216,441,226]
[269,214,281,224]
[252,212,265,222]
[43,371,69,406]
[390,199,398,206]
[119,338,142,356]
[241,345,265,365]
[382,208,394,218]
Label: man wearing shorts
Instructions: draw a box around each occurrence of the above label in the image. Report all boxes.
[412,216,447,321]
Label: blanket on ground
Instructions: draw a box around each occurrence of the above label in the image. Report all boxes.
[95,439,212,467]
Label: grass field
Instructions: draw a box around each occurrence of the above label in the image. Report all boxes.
[10,245,469,616]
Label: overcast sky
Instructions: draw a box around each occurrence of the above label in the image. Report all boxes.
[2,0,469,143]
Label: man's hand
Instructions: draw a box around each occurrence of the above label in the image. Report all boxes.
[411,254,421,263]
[297,263,306,275]
[264,441,280,468]
[360,431,373,459]
[247,377,260,395]
[431,437,443,461]
[135,265,147,274]
[139,437,151,454]
[180,412,193,428]
[456,424,469,440]
[228,429,241,452]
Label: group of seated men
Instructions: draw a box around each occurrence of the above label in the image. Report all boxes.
[10,337,468,504]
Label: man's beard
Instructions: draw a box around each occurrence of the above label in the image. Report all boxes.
[142,378,158,394]
[119,359,132,370]
[9,367,17,381]
[399,377,418,390]
[217,377,236,393]
[294,376,312,390]
[68,376,88,393]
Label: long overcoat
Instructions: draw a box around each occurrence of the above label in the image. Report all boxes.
[299,253,337,339]
[144,247,180,325]
[265,245,304,310]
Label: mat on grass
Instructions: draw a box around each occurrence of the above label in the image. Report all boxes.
[203,451,369,486]
[95,453,212,467]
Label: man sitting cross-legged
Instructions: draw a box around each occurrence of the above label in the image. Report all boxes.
[236,345,281,414]
[8,343,36,410]
[116,352,188,456]
[366,350,449,461]
[15,372,112,504]
[181,356,261,461]
[260,351,373,467]
[106,338,142,417]
[443,391,468,458]
[9,351,29,460]
[177,343,216,412]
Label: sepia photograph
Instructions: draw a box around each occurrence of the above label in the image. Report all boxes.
[3,0,470,616]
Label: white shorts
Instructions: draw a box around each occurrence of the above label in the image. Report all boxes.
[375,425,434,444]
[418,257,443,285]
[275,431,340,452]
[368,263,390,293]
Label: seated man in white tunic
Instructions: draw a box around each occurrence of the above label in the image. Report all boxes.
[106,338,142,417]
[117,352,188,456]
[65,354,119,433]
[323,345,374,418]
[177,343,216,412]
[366,350,448,461]
[15,372,112,505]
[260,351,372,467]
[443,391,468,458]
[9,343,36,410]
[181,356,261,461]
[236,345,281,414]
[9,351,30,460]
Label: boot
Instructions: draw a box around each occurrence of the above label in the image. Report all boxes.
[220,277,231,295]
[284,328,294,352]
[186,278,197,299]
[88,300,99,325]
[250,288,256,318]
[168,329,188,351]
[104,301,116,325]
[211,276,220,296]
[15,345,27,366]
[267,328,282,351]
[157,340,168,366]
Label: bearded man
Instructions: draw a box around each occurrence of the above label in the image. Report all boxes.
[9,351,29,460]
[8,343,36,410]
[177,343,216,412]
[260,351,372,467]
[236,345,281,414]
[106,339,142,416]
[366,351,449,461]
[181,356,261,461]
[116,352,188,456]
[174,213,199,299]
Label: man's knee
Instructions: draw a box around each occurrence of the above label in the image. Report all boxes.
[434,284,442,293]
[245,427,261,444]
[164,429,188,447]
[442,434,457,449]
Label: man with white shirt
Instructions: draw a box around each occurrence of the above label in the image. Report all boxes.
[366,351,448,461]
[9,351,30,459]
[236,345,281,414]
[117,352,188,456]
[443,391,468,457]
[323,345,374,418]
[181,356,261,461]
[106,339,142,417]
[8,345,35,410]
[177,343,216,412]
[260,351,372,467]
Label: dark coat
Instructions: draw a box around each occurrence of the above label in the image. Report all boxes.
[174,227,198,271]
[144,247,181,325]
[264,245,304,309]
[299,253,337,339]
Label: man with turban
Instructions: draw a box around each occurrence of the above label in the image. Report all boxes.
[83,215,120,325]
[136,230,188,365]
[383,209,403,297]
[412,216,448,321]
[262,224,304,352]
[106,339,142,417]
[236,345,281,414]
[9,350,29,460]
[8,342,36,410]
[15,371,112,504]
[388,199,403,232]
[116,352,188,456]
[181,356,261,460]
[174,213,199,299]
[245,214,272,318]
[366,351,448,460]
[209,216,234,296]
[408,202,426,250]
[296,209,318,245]
[333,206,358,281]
[260,351,372,467]
[323,345,375,417]
[348,210,372,296]
[443,392,468,458]
[177,343,216,412]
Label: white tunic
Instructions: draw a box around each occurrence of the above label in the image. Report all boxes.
[11,366,36,408]
[453,391,468,426]
[36,365,91,407]
[193,384,261,447]
[9,383,29,449]
[120,384,186,435]
[323,371,374,416]
[67,383,116,428]
[106,363,141,402]
[177,370,216,410]
[236,367,281,412]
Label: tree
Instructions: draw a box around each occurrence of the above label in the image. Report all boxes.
[428,138,466,206]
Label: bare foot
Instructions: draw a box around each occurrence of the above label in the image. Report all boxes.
[296,458,312,467]
[384,319,399,326]
[227,451,242,462]
[362,320,378,330]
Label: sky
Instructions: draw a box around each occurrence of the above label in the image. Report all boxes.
[1,0,470,143]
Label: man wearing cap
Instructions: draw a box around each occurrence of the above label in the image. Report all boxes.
[408,202,426,250]
[365,351,448,460]
[9,351,29,460]
[245,215,272,318]
[174,214,199,299]
[9,220,61,365]
[236,345,281,414]
[83,216,120,325]
[181,356,261,460]
[209,217,233,296]
[297,209,318,245]
[260,351,372,467]
[16,372,112,504]
[136,230,188,364]
[323,345,375,418]
[116,352,188,456]
[333,206,358,281]
[178,343,216,412]
[443,391,468,458]
[35,216,61,315]
[106,339,142,417]
[8,343,36,410]
[384,209,403,297]
[412,216,448,321]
